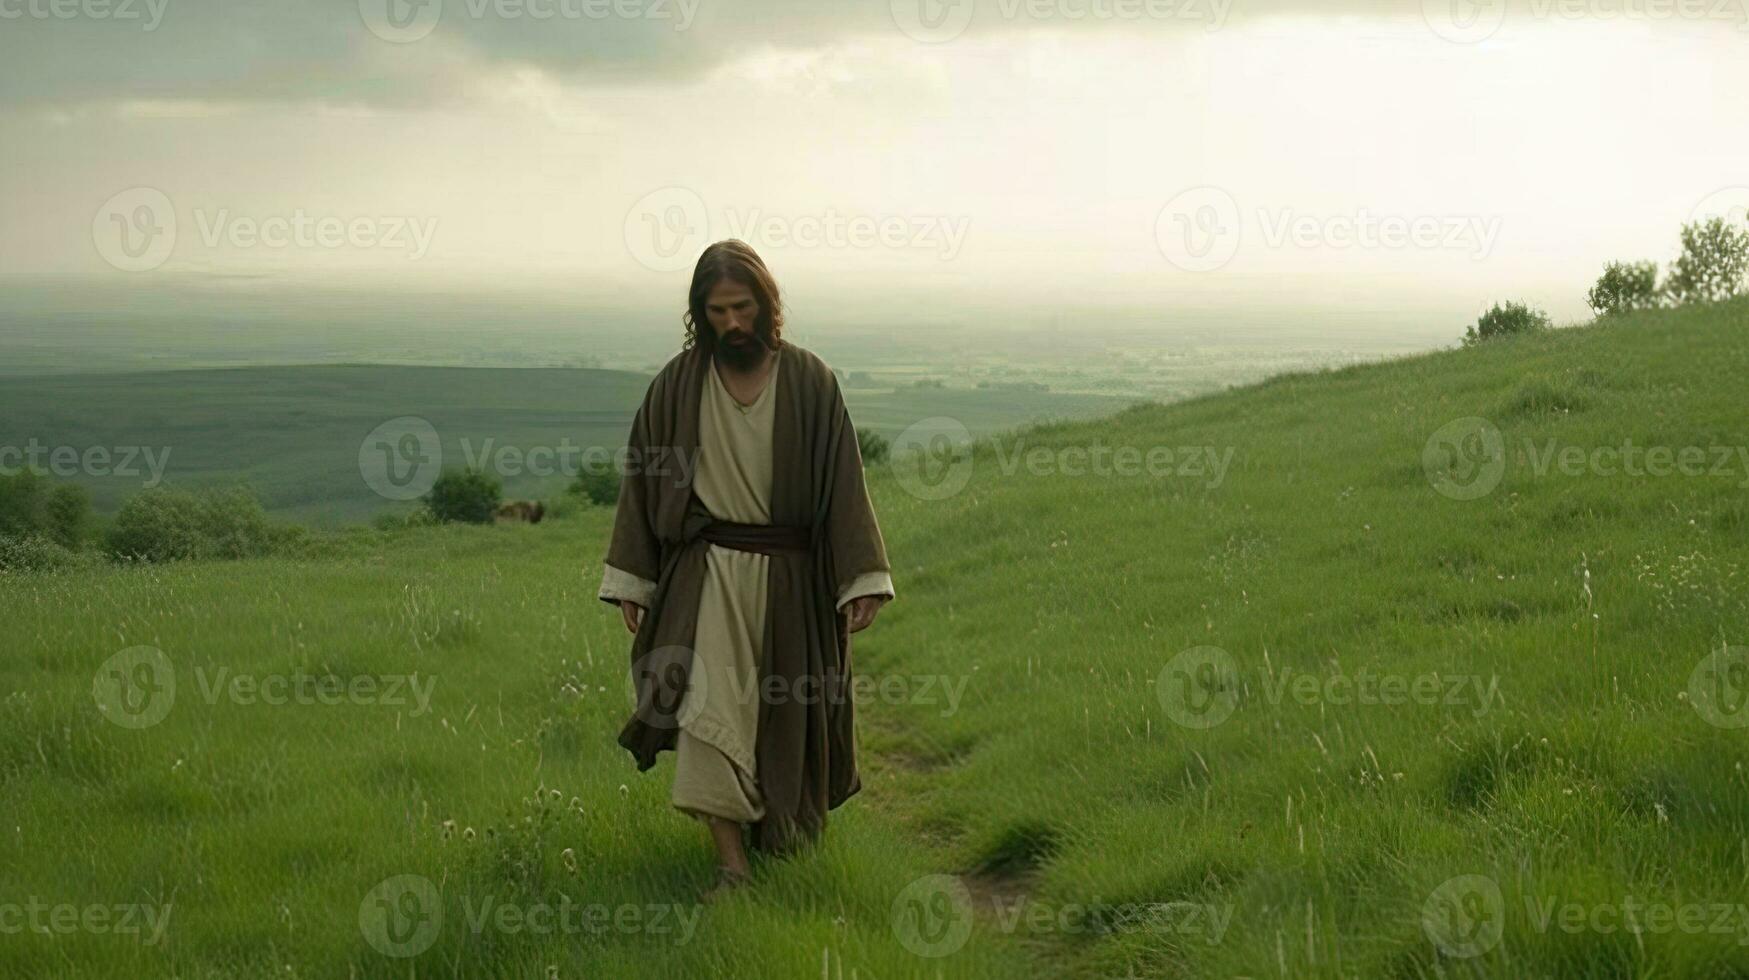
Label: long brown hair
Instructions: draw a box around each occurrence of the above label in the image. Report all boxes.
[682,239,785,354]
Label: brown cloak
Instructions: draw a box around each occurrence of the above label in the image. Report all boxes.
[602,342,890,853]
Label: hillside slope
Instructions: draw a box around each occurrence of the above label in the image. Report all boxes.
[0,364,1134,526]
[864,296,1749,976]
[3,298,1747,978]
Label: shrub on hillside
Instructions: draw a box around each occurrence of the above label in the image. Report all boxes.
[0,534,94,573]
[1664,217,1749,306]
[1587,260,1661,317]
[424,467,502,524]
[1462,301,1552,347]
[857,427,890,466]
[540,493,584,522]
[105,485,282,562]
[568,466,620,506]
[0,470,93,549]
[371,508,438,532]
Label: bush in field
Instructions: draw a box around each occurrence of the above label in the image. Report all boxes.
[0,470,92,549]
[1664,217,1749,306]
[568,466,620,507]
[105,485,281,562]
[0,534,92,573]
[371,508,438,532]
[424,467,502,524]
[1587,260,1661,317]
[1463,301,1552,347]
[857,427,890,466]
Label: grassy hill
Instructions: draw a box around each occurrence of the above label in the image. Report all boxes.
[0,364,1136,527]
[3,298,1748,978]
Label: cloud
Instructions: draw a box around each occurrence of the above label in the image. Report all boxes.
[0,0,1417,109]
[3,0,1744,110]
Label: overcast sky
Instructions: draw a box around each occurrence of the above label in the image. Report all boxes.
[3,0,1747,322]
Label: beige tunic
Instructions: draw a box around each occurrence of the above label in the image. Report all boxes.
[669,356,779,823]
[596,352,896,824]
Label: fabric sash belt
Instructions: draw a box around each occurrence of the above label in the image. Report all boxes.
[698,519,813,557]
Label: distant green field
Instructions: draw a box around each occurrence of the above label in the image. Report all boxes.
[0,364,1137,526]
[4,299,1748,977]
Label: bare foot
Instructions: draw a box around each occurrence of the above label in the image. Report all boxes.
[702,865,750,902]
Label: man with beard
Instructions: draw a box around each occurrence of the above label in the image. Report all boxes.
[597,239,894,895]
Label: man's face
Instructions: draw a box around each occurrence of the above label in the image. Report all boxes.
[705,279,767,369]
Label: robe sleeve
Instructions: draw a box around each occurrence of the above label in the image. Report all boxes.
[835,569,894,611]
[599,374,666,608]
[599,563,658,608]
[823,371,893,606]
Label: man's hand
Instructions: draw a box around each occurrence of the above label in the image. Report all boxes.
[619,600,644,635]
[845,595,887,634]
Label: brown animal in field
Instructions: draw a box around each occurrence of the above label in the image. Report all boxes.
[494,500,545,524]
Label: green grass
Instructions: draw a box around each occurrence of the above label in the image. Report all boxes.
[4,298,1749,977]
